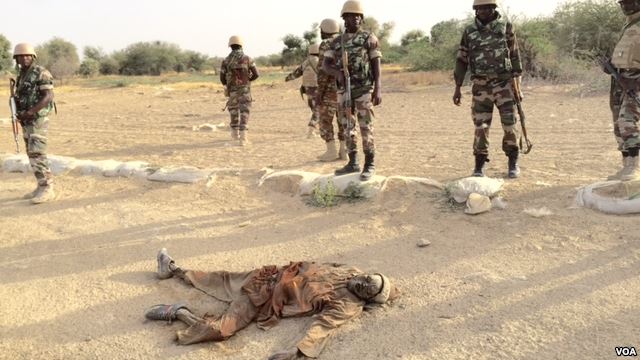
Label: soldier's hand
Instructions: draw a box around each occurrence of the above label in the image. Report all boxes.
[268,348,303,360]
[453,87,462,106]
[372,86,382,106]
[18,110,36,122]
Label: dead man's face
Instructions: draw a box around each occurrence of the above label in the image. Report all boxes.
[348,274,383,301]
[619,0,640,15]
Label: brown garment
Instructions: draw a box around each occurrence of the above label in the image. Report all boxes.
[175,262,365,358]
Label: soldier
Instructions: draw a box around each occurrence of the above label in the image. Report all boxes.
[285,43,321,138]
[12,43,56,204]
[604,0,640,181]
[316,18,346,162]
[322,0,383,181]
[452,0,523,179]
[220,36,259,146]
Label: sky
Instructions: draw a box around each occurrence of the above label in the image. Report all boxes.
[3,0,565,58]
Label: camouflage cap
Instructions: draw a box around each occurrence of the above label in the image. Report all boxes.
[13,43,37,58]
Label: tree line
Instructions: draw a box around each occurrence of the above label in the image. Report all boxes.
[0,0,626,81]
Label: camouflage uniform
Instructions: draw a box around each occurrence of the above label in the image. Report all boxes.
[325,29,382,153]
[285,55,320,128]
[220,49,255,131]
[317,35,345,143]
[454,13,522,158]
[608,11,640,180]
[15,64,55,187]
[610,79,625,151]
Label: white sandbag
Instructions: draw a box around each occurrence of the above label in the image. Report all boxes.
[302,173,386,199]
[1,154,31,173]
[105,161,151,178]
[575,180,640,215]
[192,123,218,132]
[446,177,505,203]
[48,155,80,174]
[259,170,313,194]
[465,193,492,215]
[147,166,213,183]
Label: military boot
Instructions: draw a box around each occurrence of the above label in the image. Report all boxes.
[507,151,520,179]
[335,151,360,175]
[607,154,631,181]
[621,156,640,181]
[239,130,249,146]
[230,128,239,140]
[31,184,55,204]
[23,184,43,199]
[472,154,488,177]
[360,151,376,181]
[318,140,339,162]
[338,140,347,160]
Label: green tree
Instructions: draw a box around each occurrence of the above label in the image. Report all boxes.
[0,34,12,72]
[36,37,80,79]
[78,58,100,77]
[83,46,105,62]
[120,41,182,75]
[281,34,305,67]
[401,29,428,47]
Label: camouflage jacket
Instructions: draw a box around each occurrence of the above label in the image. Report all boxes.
[15,64,54,115]
[326,29,382,99]
[454,13,522,84]
[612,12,640,78]
[285,55,319,87]
[221,49,255,89]
[317,34,339,95]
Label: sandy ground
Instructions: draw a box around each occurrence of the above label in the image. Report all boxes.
[0,74,638,360]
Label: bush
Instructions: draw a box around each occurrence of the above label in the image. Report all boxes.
[0,34,12,73]
[308,181,339,208]
[78,58,100,77]
[36,37,80,80]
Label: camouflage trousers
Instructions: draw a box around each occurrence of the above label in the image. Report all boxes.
[227,87,252,131]
[338,91,375,153]
[22,116,52,186]
[610,78,624,151]
[318,89,345,142]
[471,78,519,156]
[304,86,319,128]
[615,92,640,151]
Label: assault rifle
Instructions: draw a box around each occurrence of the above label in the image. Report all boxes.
[599,56,640,107]
[340,30,353,133]
[8,79,20,153]
[511,76,533,154]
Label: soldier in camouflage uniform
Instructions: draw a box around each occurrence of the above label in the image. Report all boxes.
[12,43,56,204]
[453,0,523,179]
[603,0,640,181]
[220,36,259,146]
[316,18,346,162]
[323,0,383,181]
[285,43,321,139]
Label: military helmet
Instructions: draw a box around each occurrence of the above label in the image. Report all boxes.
[13,43,37,58]
[341,0,364,16]
[228,35,244,47]
[320,18,340,34]
[308,44,320,55]
[473,0,498,7]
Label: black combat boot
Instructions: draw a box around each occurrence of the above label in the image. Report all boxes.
[335,151,360,175]
[360,151,375,181]
[507,151,520,179]
[473,154,488,177]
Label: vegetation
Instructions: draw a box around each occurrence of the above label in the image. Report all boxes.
[0,0,626,84]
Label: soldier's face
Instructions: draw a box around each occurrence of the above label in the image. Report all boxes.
[347,274,383,301]
[619,0,640,15]
[474,5,497,22]
[342,13,362,32]
[15,55,33,68]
